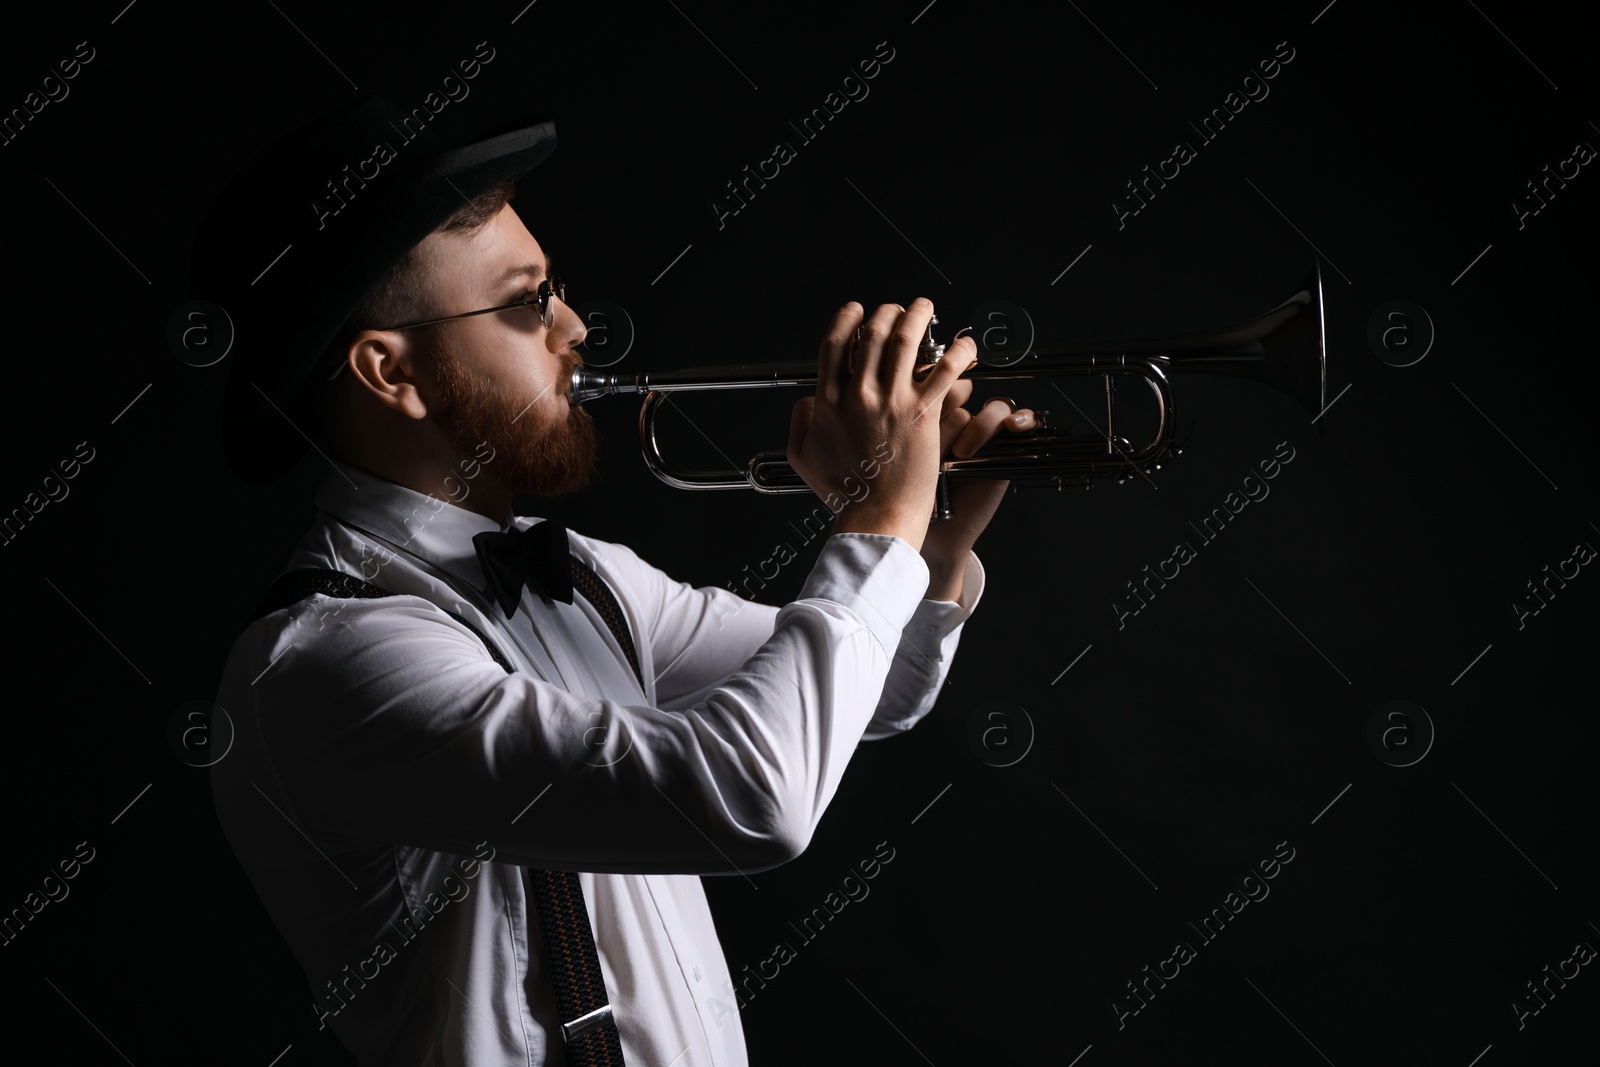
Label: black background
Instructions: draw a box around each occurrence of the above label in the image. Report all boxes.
[2,1,1596,1064]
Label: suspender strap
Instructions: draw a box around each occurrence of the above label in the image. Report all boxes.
[251,567,515,672]
[251,566,627,1065]
[569,558,643,690]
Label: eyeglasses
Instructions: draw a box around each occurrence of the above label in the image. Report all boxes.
[326,276,566,380]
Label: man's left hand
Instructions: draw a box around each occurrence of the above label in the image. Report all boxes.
[918,374,1039,602]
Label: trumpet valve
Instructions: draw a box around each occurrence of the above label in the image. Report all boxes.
[916,314,946,365]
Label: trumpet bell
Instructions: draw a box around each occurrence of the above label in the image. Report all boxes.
[1062,261,1324,420]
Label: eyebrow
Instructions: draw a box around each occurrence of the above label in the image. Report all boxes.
[497,257,552,289]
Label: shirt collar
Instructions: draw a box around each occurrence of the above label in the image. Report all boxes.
[313,458,537,591]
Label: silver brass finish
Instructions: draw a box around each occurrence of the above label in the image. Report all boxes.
[561,1003,614,1044]
[568,264,1327,513]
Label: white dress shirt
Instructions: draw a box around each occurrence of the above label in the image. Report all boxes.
[211,458,984,1066]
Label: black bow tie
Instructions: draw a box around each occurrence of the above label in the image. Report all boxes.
[473,520,574,617]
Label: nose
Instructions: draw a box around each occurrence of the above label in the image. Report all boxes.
[548,291,586,353]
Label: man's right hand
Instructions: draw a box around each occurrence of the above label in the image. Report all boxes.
[786,299,977,553]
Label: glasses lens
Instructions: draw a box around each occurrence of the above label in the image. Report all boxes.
[547,277,563,329]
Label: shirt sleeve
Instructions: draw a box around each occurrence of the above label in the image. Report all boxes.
[598,537,984,741]
[861,548,985,741]
[235,533,952,877]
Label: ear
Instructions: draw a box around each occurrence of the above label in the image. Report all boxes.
[346,330,431,420]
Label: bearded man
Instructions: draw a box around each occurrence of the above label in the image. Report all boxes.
[199,94,1034,1066]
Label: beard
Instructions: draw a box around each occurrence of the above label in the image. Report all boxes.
[426,332,599,500]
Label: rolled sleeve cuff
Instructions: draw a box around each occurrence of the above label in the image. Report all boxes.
[908,548,984,654]
[864,549,985,738]
[798,533,932,654]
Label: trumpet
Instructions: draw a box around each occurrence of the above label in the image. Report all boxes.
[569,263,1326,520]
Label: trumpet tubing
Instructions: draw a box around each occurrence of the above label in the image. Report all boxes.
[569,263,1327,516]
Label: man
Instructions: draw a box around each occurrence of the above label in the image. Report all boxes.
[202,94,1035,1065]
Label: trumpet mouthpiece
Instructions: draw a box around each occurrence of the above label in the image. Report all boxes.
[569,368,642,405]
